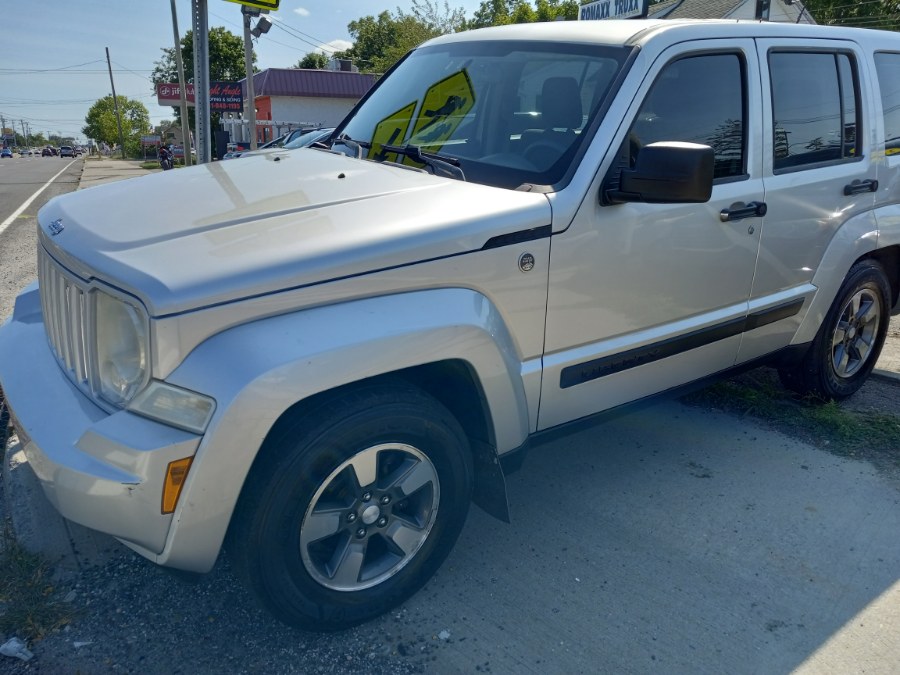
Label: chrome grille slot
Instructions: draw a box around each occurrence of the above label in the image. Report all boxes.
[38,248,92,391]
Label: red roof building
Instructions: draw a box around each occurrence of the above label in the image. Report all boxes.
[235,68,378,143]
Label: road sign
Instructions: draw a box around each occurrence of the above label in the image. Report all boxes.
[222,0,279,10]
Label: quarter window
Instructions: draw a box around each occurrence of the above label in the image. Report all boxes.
[628,53,746,180]
[874,52,900,157]
[770,52,860,171]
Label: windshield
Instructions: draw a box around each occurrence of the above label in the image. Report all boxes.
[336,40,629,189]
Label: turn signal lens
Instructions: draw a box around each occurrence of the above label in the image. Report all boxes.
[162,457,193,514]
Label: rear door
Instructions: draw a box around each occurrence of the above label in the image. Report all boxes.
[737,39,877,363]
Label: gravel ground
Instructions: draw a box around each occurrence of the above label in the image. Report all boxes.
[1,543,452,674]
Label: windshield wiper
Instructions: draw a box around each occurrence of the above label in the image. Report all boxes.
[380,144,466,181]
[331,134,370,159]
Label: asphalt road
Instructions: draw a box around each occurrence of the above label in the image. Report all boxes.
[1,160,899,673]
[0,155,82,320]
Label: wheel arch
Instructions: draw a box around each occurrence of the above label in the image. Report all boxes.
[152,288,528,572]
[861,245,900,311]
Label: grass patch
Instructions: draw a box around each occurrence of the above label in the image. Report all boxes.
[139,161,160,170]
[683,370,900,461]
[0,522,76,640]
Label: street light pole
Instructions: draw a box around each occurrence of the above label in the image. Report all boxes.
[242,6,258,151]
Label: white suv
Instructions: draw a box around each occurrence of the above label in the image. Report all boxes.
[2,19,900,630]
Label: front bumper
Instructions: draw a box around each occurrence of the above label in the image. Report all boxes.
[0,283,200,555]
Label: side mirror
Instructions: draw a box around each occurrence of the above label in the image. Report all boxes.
[604,141,714,205]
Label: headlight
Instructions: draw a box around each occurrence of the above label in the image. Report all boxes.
[128,381,216,434]
[94,290,149,406]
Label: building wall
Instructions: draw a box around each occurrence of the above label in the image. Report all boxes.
[268,96,358,129]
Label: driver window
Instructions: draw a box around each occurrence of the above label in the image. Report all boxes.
[629,53,746,180]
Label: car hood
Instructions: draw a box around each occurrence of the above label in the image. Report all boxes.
[39,149,551,317]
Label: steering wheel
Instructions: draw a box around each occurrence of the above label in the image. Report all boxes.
[524,139,568,170]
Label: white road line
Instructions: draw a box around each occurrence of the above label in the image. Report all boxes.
[0,161,75,237]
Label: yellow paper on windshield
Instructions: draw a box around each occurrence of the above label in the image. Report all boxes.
[409,70,475,153]
[368,102,417,163]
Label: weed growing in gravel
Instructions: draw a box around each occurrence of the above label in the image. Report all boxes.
[683,370,900,462]
[1,406,75,641]
[0,521,76,640]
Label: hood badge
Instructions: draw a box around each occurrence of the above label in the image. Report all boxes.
[48,218,65,236]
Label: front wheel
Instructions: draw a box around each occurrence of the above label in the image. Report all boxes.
[227,381,473,630]
[779,259,891,400]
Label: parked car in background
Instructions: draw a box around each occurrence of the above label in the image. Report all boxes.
[233,128,335,160]
[0,148,12,158]
[281,127,335,150]
[59,146,75,158]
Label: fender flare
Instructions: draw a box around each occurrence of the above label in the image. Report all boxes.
[792,210,879,346]
[154,288,530,571]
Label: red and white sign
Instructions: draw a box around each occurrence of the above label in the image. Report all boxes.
[156,83,196,106]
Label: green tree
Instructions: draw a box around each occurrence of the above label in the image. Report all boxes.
[295,52,329,69]
[82,95,151,157]
[338,1,465,73]
[408,0,466,33]
[151,26,250,127]
[802,0,899,30]
[466,0,580,28]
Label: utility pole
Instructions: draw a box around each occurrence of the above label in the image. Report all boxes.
[105,47,127,160]
[169,0,192,166]
[242,5,258,151]
[20,120,27,148]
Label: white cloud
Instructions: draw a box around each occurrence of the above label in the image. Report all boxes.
[293,7,310,17]
[321,39,352,54]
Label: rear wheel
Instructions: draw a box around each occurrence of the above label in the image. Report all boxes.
[779,260,890,400]
[228,381,472,630]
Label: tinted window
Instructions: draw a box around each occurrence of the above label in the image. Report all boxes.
[874,52,900,156]
[770,52,860,171]
[628,53,745,180]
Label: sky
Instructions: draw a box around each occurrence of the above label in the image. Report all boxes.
[0,0,486,145]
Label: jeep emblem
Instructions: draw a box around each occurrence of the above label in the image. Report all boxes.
[48,219,65,236]
[518,252,535,273]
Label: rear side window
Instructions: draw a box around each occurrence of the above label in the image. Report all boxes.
[770,51,860,172]
[874,52,900,157]
[628,53,746,180]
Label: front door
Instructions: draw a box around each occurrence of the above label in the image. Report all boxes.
[540,40,763,429]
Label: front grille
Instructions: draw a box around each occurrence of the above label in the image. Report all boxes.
[38,248,93,392]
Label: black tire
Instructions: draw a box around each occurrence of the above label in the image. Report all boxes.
[227,381,473,630]
[779,259,891,400]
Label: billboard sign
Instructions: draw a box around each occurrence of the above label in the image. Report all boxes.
[209,82,244,112]
[156,82,244,112]
[578,0,649,20]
